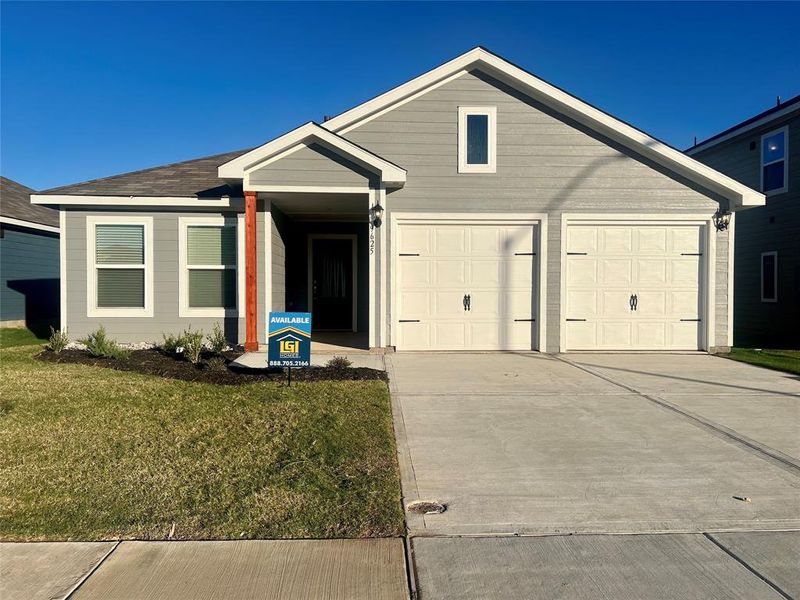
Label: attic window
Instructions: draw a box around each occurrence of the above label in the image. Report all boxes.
[761,126,788,195]
[458,107,496,173]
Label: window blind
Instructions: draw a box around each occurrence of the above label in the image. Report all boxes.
[187,226,236,266]
[96,225,144,264]
[189,270,236,308]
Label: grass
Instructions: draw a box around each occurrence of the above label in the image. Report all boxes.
[0,327,48,349]
[0,344,403,541]
[721,348,800,376]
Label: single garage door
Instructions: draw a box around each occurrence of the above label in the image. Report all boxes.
[397,223,537,350]
[565,224,704,350]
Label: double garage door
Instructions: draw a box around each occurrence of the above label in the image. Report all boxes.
[395,221,705,352]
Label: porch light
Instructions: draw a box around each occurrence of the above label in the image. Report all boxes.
[712,209,731,231]
[371,202,384,228]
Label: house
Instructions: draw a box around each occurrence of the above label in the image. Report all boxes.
[688,96,799,348]
[31,47,765,353]
[1,176,60,334]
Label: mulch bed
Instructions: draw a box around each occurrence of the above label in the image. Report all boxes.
[36,349,387,385]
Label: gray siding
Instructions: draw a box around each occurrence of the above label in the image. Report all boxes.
[692,110,800,347]
[249,143,376,187]
[270,205,288,312]
[344,70,728,351]
[0,225,59,331]
[64,208,269,345]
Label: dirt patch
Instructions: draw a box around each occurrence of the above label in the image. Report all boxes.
[36,349,387,385]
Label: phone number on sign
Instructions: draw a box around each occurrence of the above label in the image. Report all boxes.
[269,360,309,367]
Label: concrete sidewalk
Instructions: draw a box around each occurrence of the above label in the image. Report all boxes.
[1,539,408,600]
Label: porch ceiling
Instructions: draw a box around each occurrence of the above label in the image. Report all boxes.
[268,192,369,221]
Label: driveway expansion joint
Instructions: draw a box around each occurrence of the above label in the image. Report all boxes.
[554,355,800,477]
[64,540,120,600]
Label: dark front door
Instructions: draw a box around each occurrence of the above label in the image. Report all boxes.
[311,238,354,330]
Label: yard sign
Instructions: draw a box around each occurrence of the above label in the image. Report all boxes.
[268,312,312,368]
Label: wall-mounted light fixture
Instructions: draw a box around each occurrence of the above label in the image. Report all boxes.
[712,209,731,231]
[370,202,384,228]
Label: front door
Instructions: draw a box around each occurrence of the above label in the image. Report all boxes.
[311,237,354,331]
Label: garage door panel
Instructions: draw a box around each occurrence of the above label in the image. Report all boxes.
[434,260,467,285]
[601,228,633,253]
[600,259,633,285]
[397,222,537,351]
[567,259,597,285]
[565,223,703,351]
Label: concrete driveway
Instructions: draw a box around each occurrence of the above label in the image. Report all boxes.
[386,352,800,598]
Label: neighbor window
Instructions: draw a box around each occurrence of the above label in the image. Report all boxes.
[87,216,153,317]
[761,251,778,302]
[761,126,788,194]
[179,216,241,316]
[458,106,496,173]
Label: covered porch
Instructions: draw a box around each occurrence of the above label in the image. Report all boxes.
[217,122,406,352]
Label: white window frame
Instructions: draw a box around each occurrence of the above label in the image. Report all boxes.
[760,251,778,303]
[179,215,245,318]
[86,215,153,318]
[760,125,789,195]
[458,106,497,173]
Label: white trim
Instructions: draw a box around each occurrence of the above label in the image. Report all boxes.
[242,184,370,195]
[178,215,244,318]
[727,212,735,347]
[86,215,153,318]
[390,211,548,352]
[368,191,377,347]
[320,47,763,208]
[218,122,407,186]
[687,103,799,154]
[264,198,272,341]
[458,106,497,173]
[760,251,778,303]
[307,234,358,333]
[32,195,241,208]
[59,209,67,331]
[559,213,714,352]
[0,216,59,233]
[760,125,789,196]
[378,187,388,347]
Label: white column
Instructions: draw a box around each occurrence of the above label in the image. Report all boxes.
[378,187,388,348]
[368,190,377,348]
[264,198,272,339]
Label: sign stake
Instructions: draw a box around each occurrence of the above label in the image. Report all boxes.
[287,366,292,387]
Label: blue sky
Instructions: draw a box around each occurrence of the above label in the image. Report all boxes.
[2,1,798,190]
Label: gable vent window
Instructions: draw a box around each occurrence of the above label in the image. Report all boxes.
[761,251,778,303]
[87,216,153,317]
[458,106,496,173]
[761,126,788,195]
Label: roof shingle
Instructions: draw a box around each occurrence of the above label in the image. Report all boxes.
[38,148,253,198]
[0,176,59,228]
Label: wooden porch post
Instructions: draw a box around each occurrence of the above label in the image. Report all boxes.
[244,190,259,352]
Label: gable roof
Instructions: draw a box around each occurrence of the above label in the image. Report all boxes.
[321,46,764,208]
[0,176,59,229]
[687,94,800,155]
[218,122,407,187]
[37,148,252,198]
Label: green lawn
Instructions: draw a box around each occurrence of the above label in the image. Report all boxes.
[0,344,403,541]
[720,348,800,376]
[0,327,48,349]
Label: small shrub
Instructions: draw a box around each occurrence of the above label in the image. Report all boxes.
[161,332,184,354]
[80,326,129,359]
[48,327,69,353]
[326,355,352,369]
[182,327,205,364]
[206,323,228,355]
[205,356,228,372]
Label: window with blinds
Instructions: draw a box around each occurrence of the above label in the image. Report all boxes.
[95,224,145,308]
[186,225,237,308]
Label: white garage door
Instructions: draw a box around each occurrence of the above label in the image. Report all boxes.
[397,223,537,351]
[565,224,704,350]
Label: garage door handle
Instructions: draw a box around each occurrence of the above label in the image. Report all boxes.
[629,294,638,311]
[463,294,471,311]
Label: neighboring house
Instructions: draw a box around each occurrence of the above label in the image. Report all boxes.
[688,96,799,348]
[0,176,60,333]
[32,47,764,353]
